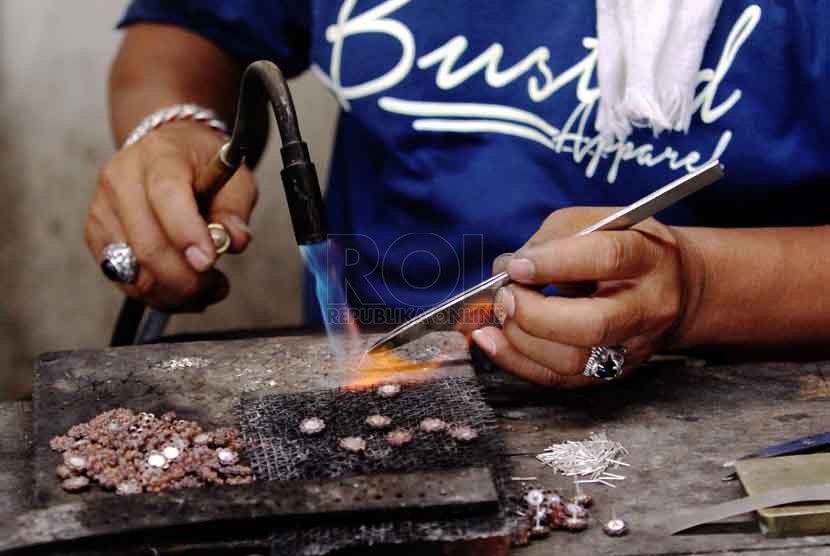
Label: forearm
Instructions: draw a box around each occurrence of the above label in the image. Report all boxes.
[673,225,830,355]
[109,23,244,145]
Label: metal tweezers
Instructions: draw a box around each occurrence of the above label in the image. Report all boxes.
[366,160,725,355]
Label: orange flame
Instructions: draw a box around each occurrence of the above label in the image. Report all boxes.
[344,296,494,390]
[346,347,443,390]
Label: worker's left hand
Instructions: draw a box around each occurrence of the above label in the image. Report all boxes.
[472,207,701,388]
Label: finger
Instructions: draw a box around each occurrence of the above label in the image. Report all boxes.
[207,165,258,253]
[175,269,231,312]
[85,188,127,263]
[93,169,160,297]
[145,153,216,271]
[491,252,513,275]
[507,231,655,285]
[501,320,588,376]
[104,165,213,307]
[471,326,594,389]
[499,284,644,347]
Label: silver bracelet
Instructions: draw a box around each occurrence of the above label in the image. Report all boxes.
[123,103,229,148]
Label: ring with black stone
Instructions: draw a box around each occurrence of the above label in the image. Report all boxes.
[582,345,627,380]
[100,242,139,284]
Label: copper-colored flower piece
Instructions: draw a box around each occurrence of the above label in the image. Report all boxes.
[55,465,73,479]
[193,433,211,445]
[50,435,73,451]
[510,522,532,547]
[544,490,563,507]
[386,429,413,446]
[62,476,90,492]
[50,408,253,495]
[376,383,401,398]
[529,524,550,539]
[565,502,588,519]
[563,516,589,531]
[299,417,326,435]
[365,414,392,429]
[212,427,239,446]
[448,425,478,442]
[573,492,593,507]
[116,480,142,496]
[339,436,367,453]
[66,454,88,471]
[419,418,447,433]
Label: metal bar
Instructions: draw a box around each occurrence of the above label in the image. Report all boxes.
[109,298,145,347]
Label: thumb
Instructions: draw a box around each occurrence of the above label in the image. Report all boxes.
[208,165,259,254]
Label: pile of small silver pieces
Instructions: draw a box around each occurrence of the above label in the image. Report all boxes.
[535,432,630,487]
[153,356,211,371]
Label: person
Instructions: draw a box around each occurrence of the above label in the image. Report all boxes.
[86,1,830,389]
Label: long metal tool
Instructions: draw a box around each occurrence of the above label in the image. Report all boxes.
[366,160,725,355]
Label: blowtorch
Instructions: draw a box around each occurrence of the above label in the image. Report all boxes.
[110,61,327,346]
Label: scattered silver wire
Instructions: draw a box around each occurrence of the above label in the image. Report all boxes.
[535,432,629,486]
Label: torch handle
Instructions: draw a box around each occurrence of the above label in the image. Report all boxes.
[128,143,238,347]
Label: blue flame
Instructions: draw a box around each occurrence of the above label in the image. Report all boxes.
[299,239,360,360]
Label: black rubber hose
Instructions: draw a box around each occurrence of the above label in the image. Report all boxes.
[224,61,303,166]
[226,61,327,245]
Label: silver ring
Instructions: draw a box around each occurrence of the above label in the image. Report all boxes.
[583,346,627,380]
[100,242,138,284]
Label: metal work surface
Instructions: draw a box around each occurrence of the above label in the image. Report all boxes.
[30,333,469,508]
[2,334,830,555]
[0,467,498,554]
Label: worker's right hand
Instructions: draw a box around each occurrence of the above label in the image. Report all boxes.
[85,121,258,312]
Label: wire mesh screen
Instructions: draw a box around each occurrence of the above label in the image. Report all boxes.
[236,375,510,555]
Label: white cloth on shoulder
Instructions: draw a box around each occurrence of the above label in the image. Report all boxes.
[595,0,723,141]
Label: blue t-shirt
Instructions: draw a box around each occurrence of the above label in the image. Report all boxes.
[121,1,830,323]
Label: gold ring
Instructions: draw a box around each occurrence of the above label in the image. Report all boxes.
[207,223,231,255]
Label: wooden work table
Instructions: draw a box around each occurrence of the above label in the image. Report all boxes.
[1,333,829,555]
